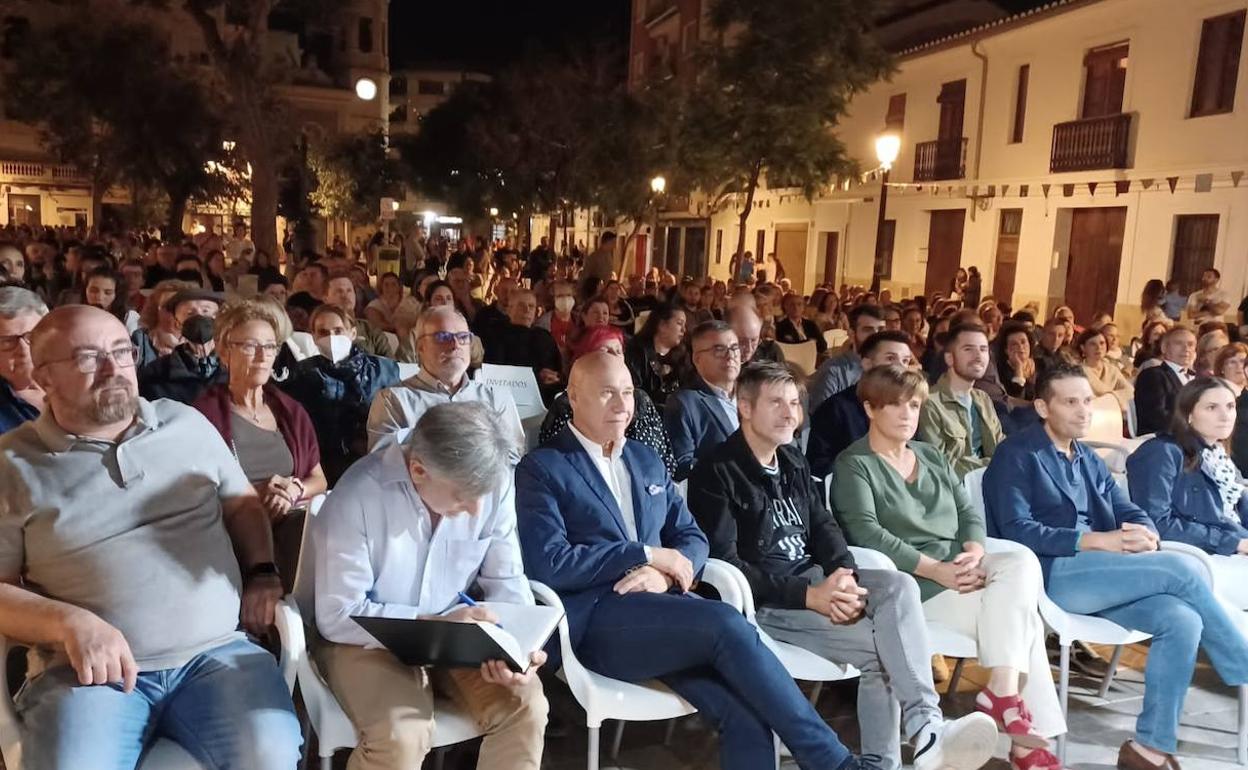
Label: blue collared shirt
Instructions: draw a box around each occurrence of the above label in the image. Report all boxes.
[1045,440,1091,531]
[0,379,39,437]
[705,382,740,433]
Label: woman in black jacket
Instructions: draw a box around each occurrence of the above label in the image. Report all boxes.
[623,302,687,407]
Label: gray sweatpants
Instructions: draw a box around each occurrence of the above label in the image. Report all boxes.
[756,568,941,770]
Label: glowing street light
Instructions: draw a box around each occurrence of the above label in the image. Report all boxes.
[489,207,499,217]
[875,133,901,171]
[355,77,378,101]
[650,175,667,194]
[871,131,902,293]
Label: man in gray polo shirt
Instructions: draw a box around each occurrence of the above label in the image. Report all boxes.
[367,306,524,456]
[0,305,301,769]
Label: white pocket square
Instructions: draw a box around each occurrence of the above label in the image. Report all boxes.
[646,484,664,496]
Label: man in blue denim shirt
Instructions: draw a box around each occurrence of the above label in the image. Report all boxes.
[985,363,1248,770]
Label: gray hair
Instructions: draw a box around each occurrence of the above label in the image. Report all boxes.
[403,402,515,497]
[413,305,468,341]
[0,286,49,320]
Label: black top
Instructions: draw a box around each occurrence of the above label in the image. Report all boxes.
[481,323,563,405]
[686,429,856,610]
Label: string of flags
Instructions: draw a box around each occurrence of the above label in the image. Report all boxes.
[824,169,1247,201]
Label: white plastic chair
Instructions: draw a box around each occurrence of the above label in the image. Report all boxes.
[1087,393,1126,443]
[634,310,651,335]
[286,331,317,361]
[1126,399,1139,438]
[395,361,421,380]
[529,581,697,770]
[285,494,484,770]
[776,341,818,376]
[823,329,848,350]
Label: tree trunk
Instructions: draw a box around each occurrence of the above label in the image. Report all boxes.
[249,149,280,266]
[164,190,189,242]
[732,162,763,281]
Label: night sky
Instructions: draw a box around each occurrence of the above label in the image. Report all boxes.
[389,0,632,74]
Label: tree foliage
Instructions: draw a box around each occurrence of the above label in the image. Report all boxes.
[677,0,895,273]
[3,12,241,234]
[308,130,400,225]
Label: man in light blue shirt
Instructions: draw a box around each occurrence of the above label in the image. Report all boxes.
[313,401,548,770]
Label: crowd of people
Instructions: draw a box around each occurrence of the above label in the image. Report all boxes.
[1,219,1248,770]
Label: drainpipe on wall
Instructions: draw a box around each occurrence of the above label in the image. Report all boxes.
[970,39,990,224]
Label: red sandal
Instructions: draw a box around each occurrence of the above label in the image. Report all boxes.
[975,688,1050,749]
[1011,747,1064,770]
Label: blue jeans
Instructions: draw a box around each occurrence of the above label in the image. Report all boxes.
[17,638,302,770]
[577,591,854,770]
[1046,550,1248,753]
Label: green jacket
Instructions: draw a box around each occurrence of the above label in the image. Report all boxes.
[354,317,396,358]
[831,437,986,601]
[918,373,1004,480]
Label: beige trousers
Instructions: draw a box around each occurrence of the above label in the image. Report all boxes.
[920,549,1066,738]
[316,642,549,770]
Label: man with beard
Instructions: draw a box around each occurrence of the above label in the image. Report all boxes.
[918,323,1004,478]
[0,305,301,768]
[366,306,523,454]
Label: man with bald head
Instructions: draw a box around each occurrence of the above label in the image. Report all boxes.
[482,288,563,405]
[728,305,786,366]
[0,305,301,767]
[516,352,876,770]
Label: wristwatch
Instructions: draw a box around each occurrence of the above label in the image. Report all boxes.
[245,562,280,583]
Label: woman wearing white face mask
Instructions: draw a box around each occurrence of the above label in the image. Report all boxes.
[279,304,400,484]
[534,279,579,360]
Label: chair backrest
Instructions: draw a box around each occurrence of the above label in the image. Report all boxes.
[1087,393,1126,442]
[292,493,328,627]
[287,331,317,361]
[1082,440,1131,474]
[776,340,818,375]
[396,362,421,380]
[823,328,848,349]
[478,363,546,420]
[528,581,599,710]
[1126,398,1138,438]
[964,467,988,519]
[634,310,651,335]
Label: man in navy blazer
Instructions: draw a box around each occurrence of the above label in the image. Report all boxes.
[984,363,1248,769]
[664,320,741,480]
[1133,325,1197,436]
[516,352,873,770]
[807,330,913,478]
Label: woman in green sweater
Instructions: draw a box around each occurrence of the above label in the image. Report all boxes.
[832,366,1066,770]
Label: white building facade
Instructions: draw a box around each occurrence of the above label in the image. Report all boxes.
[694,0,1247,331]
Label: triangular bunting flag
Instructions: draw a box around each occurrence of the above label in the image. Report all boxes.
[916,185,924,192]
[1062,184,1074,197]
[1167,176,1179,193]
[1019,184,1029,197]
[1232,171,1244,187]
[1041,184,1051,198]
[1001,184,1010,196]
[1087,182,1098,196]
[1141,178,1155,190]
[1194,173,1213,193]
[1115,180,1130,196]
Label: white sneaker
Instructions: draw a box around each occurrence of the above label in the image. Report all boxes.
[912,712,998,770]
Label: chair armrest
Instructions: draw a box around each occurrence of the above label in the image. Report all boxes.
[0,635,24,769]
[700,559,748,615]
[847,546,897,571]
[529,580,597,710]
[273,598,303,695]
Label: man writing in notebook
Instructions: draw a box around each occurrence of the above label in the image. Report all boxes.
[312,401,548,770]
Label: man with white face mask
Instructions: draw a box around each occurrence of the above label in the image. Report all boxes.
[280,305,399,483]
[534,280,578,358]
[366,306,524,453]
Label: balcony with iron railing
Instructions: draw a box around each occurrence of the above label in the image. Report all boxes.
[644,0,679,25]
[912,137,967,182]
[1049,113,1132,173]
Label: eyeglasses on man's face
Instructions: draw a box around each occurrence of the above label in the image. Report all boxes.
[421,331,473,347]
[695,343,742,360]
[0,332,33,353]
[44,345,140,374]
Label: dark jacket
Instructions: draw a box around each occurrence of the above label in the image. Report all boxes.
[538,389,676,475]
[775,317,827,355]
[192,383,321,481]
[687,429,855,610]
[984,421,1155,583]
[138,345,228,405]
[1127,434,1248,555]
[0,379,39,436]
[1235,389,1248,477]
[806,385,868,479]
[624,336,682,407]
[663,377,737,481]
[278,347,399,482]
[1134,363,1185,436]
[481,323,563,405]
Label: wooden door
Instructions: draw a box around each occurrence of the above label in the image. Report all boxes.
[938,80,967,140]
[1065,207,1127,324]
[1082,43,1129,118]
[774,225,809,294]
[821,232,839,286]
[993,209,1023,303]
[925,210,966,297]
